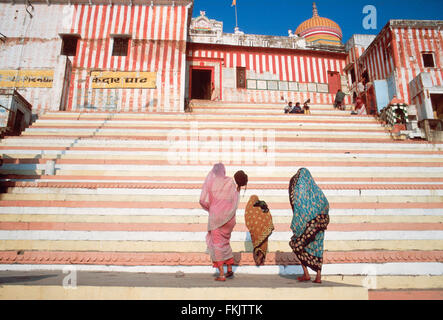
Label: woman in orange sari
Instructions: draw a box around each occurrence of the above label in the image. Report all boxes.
[245,195,274,266]
[199,164,248,281]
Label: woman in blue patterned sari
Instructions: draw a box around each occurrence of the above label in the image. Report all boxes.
[288,168,329,283]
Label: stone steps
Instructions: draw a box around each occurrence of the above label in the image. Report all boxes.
[1,106,443,299]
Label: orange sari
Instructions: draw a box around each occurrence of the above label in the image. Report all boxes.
[245,195,274,265]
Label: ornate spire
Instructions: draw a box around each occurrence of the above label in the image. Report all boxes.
[312,2,319,17]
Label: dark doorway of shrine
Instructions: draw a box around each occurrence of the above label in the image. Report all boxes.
[191,69,212,100]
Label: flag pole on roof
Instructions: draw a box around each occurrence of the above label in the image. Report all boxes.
[232,0,238,29]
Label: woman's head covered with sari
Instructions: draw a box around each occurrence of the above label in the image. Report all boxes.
[200,163,240,231]
[288,168,329,272]
[245,195,274,266]
[289,168,329,232]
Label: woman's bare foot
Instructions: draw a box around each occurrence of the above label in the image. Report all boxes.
[313,271,322,283]
[298,264,311,282]
[215,265,225,281]
[297,275,311,282]
[214,276,226,281]
[225,263,234,278]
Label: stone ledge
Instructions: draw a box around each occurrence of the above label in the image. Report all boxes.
[1,251,442,265]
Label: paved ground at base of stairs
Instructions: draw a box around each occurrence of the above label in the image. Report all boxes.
[0,270,353,288]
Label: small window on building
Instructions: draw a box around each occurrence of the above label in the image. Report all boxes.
[236,67,246,89]
[362,70,369,84]
[422,52,435,68]
[112,36,130,56]
[60,35,79,56]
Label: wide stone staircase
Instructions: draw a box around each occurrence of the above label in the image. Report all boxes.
[0,100,442,300]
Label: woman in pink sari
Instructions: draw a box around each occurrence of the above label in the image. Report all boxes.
[199,164,248,281]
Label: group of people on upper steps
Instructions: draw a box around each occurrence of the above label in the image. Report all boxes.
[284,99,311,114]
[284,81,368,115]
[199,163,329,284]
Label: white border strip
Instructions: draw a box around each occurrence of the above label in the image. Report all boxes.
[0,263,441,276]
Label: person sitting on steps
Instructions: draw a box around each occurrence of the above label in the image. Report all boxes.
[289,102,304,114]
[303,99,311,115]
[284,102,293,114]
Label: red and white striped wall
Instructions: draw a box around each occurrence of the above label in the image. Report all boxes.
[345,45,366,84]
[358,28,396,83]
[346,46,366,67]
[67,4,190,112]
[0,4,67,114]
[391,26,443,105]
[187,43,351,105]
[358,24,443,105]
[0,3,191,114]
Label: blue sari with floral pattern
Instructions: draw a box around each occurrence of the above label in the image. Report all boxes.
[289,168,329,272]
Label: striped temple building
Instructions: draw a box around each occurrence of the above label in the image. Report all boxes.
[0,0,443,300]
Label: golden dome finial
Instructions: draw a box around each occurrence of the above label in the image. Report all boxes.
[313,2,319,17]
[295,2,343,46]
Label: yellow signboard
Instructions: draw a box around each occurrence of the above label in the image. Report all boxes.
[91,71,157,89]
[0,70,54,88]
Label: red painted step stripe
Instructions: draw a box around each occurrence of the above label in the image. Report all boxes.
[29,125,387,133]
[1,200,442,210]
[3,174,443,183]
[39,112,379,124]
[10,135,397,143]
[369,290,443,300]
[0,251,442,266]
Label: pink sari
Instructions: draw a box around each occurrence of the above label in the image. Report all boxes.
[199,164,239,267]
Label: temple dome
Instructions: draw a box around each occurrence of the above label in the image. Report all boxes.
[295,2,342,46]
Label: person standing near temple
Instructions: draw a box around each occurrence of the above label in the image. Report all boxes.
[199,164,248,281]
[334,89,346,110]
[288,168,330,284]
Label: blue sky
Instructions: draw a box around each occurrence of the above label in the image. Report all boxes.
[192,0,443,43]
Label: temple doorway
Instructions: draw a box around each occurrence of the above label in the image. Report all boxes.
[328,71,341,94]
[190,68,212,100]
